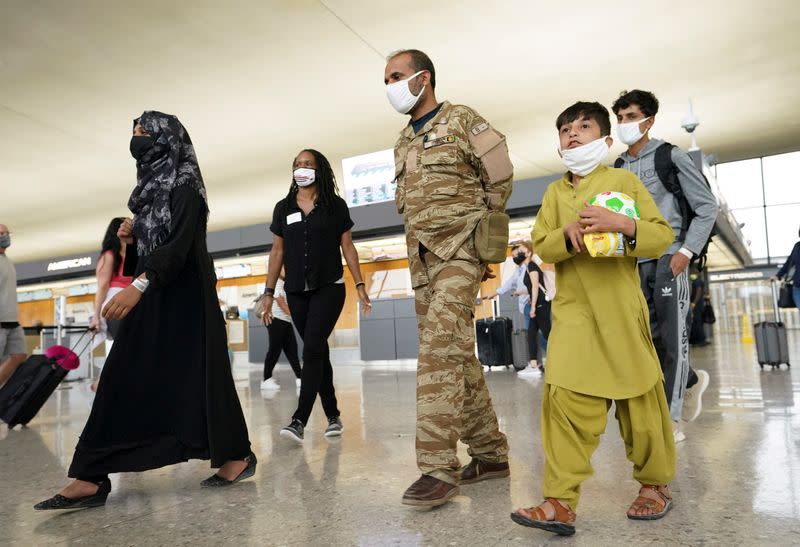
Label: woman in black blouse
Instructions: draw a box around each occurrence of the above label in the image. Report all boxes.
[262,149,371,443]
[35,112,255,511]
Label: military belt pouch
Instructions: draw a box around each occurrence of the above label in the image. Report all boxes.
[474,211,509,264]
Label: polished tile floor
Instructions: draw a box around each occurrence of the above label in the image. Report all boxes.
[1,333,799,546]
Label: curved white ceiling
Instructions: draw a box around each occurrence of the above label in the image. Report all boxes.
[2,0,799,261]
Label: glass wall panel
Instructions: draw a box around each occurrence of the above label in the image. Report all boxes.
[730,207,768,260]
[715,158,764,209]
[765,203,800,263]
[763,151,800,206]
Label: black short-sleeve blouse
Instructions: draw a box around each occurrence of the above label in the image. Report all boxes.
[270,194,354,293]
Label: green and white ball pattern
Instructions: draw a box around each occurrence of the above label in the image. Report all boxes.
[588,191,640,219]
[584,191,640,257]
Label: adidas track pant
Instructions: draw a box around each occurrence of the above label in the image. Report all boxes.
[639,255,692,422]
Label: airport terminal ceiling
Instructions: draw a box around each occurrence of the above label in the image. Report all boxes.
[2,0,799,262]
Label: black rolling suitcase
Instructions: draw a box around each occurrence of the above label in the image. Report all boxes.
[0,329,92,428]
[476,298,513,368]
[754,281,791,370]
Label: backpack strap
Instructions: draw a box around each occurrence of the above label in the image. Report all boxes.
[653,142,691,242]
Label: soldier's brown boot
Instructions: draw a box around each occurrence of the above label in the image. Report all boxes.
[401,475,459,507]
[459,458,510,484]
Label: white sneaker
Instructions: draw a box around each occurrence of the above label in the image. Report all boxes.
[260,378,280,391]
[295,378,302,388]
[682,370,709,422]
[517,365,538,377]
[673,421,686,443]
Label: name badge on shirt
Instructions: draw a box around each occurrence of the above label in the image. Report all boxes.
[423,134,456,149]
[286,212,302,225]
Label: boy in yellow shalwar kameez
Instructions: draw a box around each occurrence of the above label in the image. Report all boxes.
[511,102,676,537]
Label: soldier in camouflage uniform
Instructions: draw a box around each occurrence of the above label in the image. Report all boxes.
[384,49,514,507]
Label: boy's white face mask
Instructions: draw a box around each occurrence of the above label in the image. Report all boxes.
[386,71,425,114]
[559,136,610,177]
[616,117,651,146]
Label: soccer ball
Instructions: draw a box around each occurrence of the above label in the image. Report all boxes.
[584,191,640,257]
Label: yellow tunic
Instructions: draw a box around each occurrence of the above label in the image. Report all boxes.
[531,165,674,399]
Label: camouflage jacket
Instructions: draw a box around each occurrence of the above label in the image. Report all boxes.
[393,101,514,288]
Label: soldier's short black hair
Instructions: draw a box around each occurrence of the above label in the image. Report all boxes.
[387,49,436,89]
[612,90,660,117]
[555,102,611,136]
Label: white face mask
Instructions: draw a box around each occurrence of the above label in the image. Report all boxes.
[559,136,610,177]
[293,168,316,187]
[386,71,425,114]
[616,117,651,146]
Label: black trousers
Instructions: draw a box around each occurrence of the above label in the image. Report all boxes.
[639,255,693,421]
[527,302,551,362]
[689,303,707,345]
[263,318,302,380]
[286,283,346,425]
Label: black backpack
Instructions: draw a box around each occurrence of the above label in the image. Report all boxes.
[614,142,716,269]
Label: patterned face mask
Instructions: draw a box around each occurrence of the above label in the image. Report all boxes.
[293,168,316,187]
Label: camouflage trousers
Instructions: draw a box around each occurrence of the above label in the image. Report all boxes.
[414,249,509,485]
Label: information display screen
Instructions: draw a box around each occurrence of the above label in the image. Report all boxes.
[341,149,396,208]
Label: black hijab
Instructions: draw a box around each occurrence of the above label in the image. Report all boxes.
[128,111,208,255]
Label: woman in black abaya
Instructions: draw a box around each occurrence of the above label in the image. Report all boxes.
[35,111,255,511]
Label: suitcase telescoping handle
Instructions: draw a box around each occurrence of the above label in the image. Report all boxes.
[70,328,95,356]
[770,279,781,322]
[479,291,497,320]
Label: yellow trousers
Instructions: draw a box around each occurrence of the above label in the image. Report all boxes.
[541,382,676,511]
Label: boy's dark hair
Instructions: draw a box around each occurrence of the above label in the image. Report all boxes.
[387,49,436,89]
[555,102,611,136]
[612,89,660,117]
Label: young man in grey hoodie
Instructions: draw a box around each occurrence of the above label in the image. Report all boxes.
[612,90,717,441]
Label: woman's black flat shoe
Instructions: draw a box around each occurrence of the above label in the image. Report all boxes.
[201,452,257,488]
[34,479,111,511]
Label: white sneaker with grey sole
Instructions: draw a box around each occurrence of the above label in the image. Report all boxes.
[683,370,710,422]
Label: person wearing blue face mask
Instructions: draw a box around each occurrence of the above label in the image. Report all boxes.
[0,224,27,390]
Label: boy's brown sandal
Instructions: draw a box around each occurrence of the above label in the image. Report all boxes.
[510,498,576,536]
[627,484,673,520]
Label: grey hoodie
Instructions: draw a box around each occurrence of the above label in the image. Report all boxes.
[617,138,719,261]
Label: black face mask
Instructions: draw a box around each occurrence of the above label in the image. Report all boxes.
[130,135,155,161]
[512,252,526,265]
